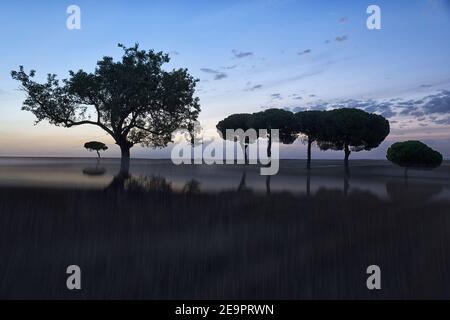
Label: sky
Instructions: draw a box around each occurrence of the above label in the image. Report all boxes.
[0,0,449,159]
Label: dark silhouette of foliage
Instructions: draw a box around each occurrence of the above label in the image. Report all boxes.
[318,108,390,173]
[84,141,108,159]
[295,110,326,170]
[252,108,297,158]
[216,113,254,164]
[11,43,200,174]
[386,141,443,178]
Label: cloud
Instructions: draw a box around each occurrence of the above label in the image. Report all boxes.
[395,90,450,118]
[294,98,397,118]
[214,73,228,80]
[200,68,228,80]
[422,90,450,114]
[232,49,254,59]
[298,49,312,56]
[420,84,433,88]
[292,89,450,127]
[248,84,262,91]
[221,65,237,70]
[271,93,282,100]
[335,35,348,42]
[281,70,325,84]
[433,116,450,125]
[338,17,349,24]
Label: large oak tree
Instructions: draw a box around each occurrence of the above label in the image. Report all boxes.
[11,44,200,174]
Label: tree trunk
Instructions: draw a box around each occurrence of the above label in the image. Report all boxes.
[267,134,272,158]
[244,145,248,165]
[306,172,311,197]
[307,138,312,171]
[119,144,131,176]
[344,142,351,174]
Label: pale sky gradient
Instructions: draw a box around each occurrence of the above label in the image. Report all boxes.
[0,0,449,159]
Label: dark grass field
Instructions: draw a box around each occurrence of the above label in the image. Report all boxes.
[0,158,450,299]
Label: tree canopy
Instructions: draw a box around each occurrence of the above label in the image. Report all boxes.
[84,141,108,158]
[318,108,390,172]
[387,141,443,176]
[11,43,200,173]
[216,113,253,139]
[252,108,298,157]
[216,113,254,164]
[216,109,297,160]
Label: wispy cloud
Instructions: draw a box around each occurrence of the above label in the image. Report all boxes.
[247,84,262,91]
[335,35,348,42]
[270,93,282,100]
[232,49,254,59]
[221,65,237,70]
[298,49,312,56]
[200,68,227,80]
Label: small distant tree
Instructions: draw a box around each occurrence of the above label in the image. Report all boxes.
[386,141,443,178]
[252,108,298,158]
[84,141,108,160]
[295,110,325,170]
[216,113,254,164]
[318,108,390,173]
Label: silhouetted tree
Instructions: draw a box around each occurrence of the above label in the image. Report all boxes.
[252,108,298,158]
[216,113,254,164]
[295,110,325,170]
[318,108,390,173]
[386,141,443,178]
[179,119,202,162]
[84,141,108,160]
[11,43,200,175]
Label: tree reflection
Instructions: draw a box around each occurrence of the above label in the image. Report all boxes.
[386,180,443,203]
[237,169,248,192]
[82,165,106,176]
[182,180,201,194]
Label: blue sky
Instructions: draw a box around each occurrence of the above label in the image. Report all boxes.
[0,0,449,159]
